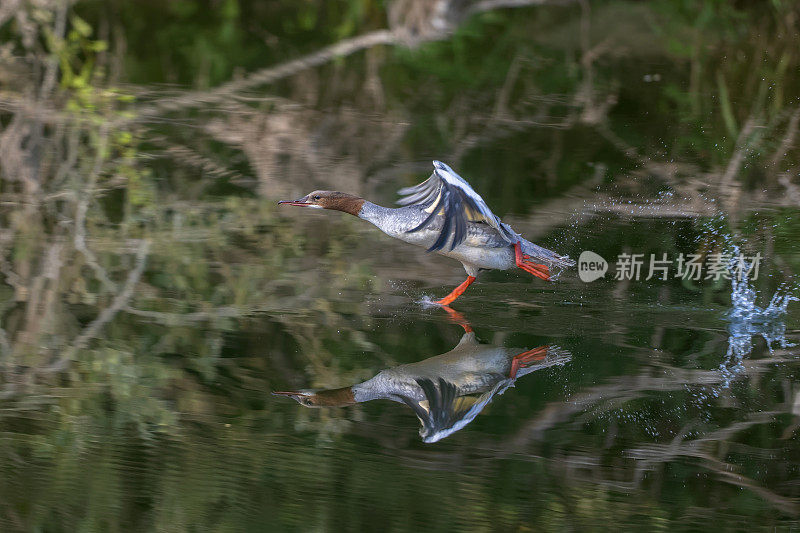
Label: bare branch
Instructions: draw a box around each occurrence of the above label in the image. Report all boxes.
[770,106,800,169]
[51,239,149,369]
[73,124,117,292]
[0,253,24,293]
[127,0,578,122]
[778,173,800,205]
[467,0,576,16]
[719,117,759,214]
[123,305,245,324]
[39,0,68,100]
[134,30,399,119]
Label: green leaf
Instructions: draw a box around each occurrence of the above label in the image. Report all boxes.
[71,15,92,38]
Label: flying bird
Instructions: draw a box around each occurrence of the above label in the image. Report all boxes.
[279,161,574,305]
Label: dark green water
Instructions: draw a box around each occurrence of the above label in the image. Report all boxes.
[2,212,798,531]
[2,1,800,531]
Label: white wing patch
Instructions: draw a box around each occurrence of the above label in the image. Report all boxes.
[397,161,518,251]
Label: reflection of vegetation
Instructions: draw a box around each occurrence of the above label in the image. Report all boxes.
[1,0,800,530]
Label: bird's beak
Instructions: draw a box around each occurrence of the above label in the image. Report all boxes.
[273,390,317,406]
[278,196,311,207]
[273,390,302,397]
[272,390,310,403]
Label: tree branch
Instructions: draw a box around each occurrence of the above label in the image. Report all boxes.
[50,239,149,370]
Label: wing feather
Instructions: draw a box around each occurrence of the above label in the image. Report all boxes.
[398,377,514,443]
[397,161,518,251]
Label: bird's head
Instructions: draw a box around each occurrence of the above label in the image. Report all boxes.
[278,191,364,216]
[272,386,356,408]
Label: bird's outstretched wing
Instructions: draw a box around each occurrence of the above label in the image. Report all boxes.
[399,377,513,443]
[397,161,518,251]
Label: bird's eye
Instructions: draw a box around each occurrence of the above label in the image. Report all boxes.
[312,195,321,201]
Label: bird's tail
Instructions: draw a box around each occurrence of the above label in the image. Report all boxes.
[519,239,575,270]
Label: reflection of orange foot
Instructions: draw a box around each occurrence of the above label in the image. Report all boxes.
[440,305,473,333]
[514,242,550,281]
[509,345,549,378]
[435,276,476,306]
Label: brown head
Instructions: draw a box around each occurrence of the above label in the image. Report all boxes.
[272,386,356,408]
[278,190,365,216]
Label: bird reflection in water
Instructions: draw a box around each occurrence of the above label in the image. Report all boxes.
[274,307,571,442]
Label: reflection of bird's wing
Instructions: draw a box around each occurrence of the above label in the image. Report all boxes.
[399,377,513,443]
[397,161,518,252]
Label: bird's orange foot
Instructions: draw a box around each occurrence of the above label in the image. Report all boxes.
[508,345,550,378]
[435,276,476,306]
[514,242,550,281]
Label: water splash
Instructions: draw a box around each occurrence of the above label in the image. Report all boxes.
[718,249,796,388]
[725,254,797,354]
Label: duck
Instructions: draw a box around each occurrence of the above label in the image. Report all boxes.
[279,160,574,305]
[273,327,571,443]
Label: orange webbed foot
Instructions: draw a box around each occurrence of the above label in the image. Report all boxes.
[434,276,476,306]
[508,345,550,378]
[514,242,551,281]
